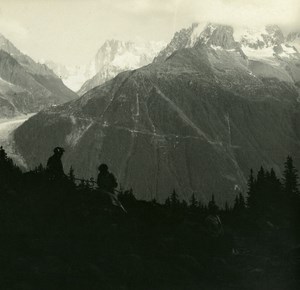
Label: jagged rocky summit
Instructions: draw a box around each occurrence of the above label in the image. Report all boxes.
[78,39,166,95]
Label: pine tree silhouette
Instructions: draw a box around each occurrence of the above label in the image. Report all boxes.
[208,194,219,214]
[233,193,245,212]
[170,189,180,208]
[239,193,245,209]
[234,195,239,210]
[189,193,198,209]
[283,156,299,200]
[224,201,230,212]
[248,166,267,215]
[180,199,188,209]
[165,196,171,208]
[0,146,22,190]
[247,169,255,208]
[68,166,75,183]
[282,156,300,217]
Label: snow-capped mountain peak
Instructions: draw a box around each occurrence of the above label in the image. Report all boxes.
[78,39,166,95]
[90,39,165,73]
[198,23,237,49]
[154,22,240,62]
[235,25,298,62]
[235,25,284,49]
[45,39,165,93]
[155,23,300,64]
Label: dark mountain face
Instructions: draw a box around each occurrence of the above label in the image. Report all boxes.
[0,34,77,117]
[14,24,300,204]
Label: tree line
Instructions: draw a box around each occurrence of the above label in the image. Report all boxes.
[0,145,299,289]
[1,145,299,217]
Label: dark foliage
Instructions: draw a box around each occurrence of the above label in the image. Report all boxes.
[0,148,299,290]
[246,158,300,226]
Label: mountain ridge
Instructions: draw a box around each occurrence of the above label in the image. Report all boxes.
[0,33,78,117]
[14,23,300,203]
[155,23,299,63]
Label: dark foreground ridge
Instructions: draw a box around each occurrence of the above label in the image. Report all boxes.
[0,146,299,290]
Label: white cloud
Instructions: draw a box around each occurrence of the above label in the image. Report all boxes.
[178,0,300,28]
[112,0,300,35]
[112,0,178,14]
[0,0,298,66]
[0,16,28,39]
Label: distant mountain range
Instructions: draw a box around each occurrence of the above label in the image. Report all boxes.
[78,40,166,95]
[43,61,92,93]
[0,34,78,118]
[45,40,166,94]
[14,23,300,204]
[155,23,300,63]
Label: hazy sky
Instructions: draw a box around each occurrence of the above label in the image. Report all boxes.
[0,0,299,66]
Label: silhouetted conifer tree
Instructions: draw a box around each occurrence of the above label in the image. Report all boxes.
[197,200,207,212]
[0,146,21,190]
[266,168,283,212]
[234,195,239,210]
[224,201,230,212]
[208,194,219,213]
[151,198,158,205]
[234,193,246,212]
[0,145,7,161]
[189,193,198,209]
[170,189,180,208]
[257,166,265,183]
[283,156,299,200]
[247,169,255,208]
[78,179,86,190]
[239,193,245,209]
[165,196,171,208]
[247,166,266,215]
[68,166,75,183]
[180,199,188,209]
[282,156,300,218]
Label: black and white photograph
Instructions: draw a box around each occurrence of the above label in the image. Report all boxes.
[0,0,299,289]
